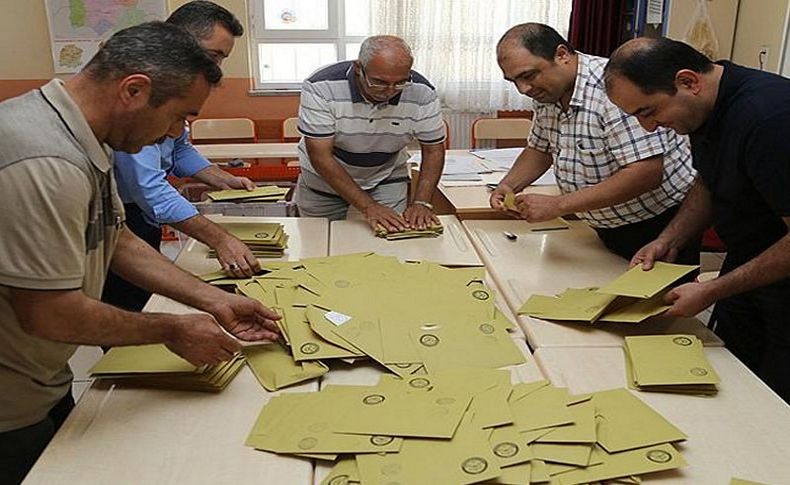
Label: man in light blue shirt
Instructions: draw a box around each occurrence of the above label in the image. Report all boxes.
[104,1,259,312]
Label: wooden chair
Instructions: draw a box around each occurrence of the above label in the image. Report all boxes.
[190,118,256,144]
[471,117,531,148]
[282,117,300,141]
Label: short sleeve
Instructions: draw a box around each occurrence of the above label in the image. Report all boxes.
[414,96,446,145]
[170,130,210,178]
[527,106,552,153]
[602,105,668,167]
[298,81,336,138]
[0,158,92,289]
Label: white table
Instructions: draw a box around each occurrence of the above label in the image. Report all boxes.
[463,219,723,348]
[195,142,299,160]
[330,215,482,267]
[534,346,790,484]
[175,216,328,275]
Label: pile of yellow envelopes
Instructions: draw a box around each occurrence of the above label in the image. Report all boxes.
[209,253,525,391]
[206,185,289,203]
[374,222,444,240]
[624,335,720,395]
[208,221,288,258]
[518,262,698,323]
[246,370,688,485]
[89,343,245,392]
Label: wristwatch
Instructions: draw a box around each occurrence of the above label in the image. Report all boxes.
[412,200,434,211]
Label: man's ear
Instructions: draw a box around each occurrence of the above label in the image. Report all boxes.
[118,74,153,108]
[675,69,702,94]
[555,44,572,64]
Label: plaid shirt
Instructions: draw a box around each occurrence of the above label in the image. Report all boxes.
[528,53,695,229]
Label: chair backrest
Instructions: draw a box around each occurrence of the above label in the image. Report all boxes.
[471,118,532,148]
[282,117,300,141]
[190,118,256,143]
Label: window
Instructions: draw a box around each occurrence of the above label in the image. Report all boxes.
[249,0,371,91]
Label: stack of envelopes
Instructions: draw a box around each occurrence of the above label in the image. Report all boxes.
[203,253,525,390]
[518,262,698,323]
[247,370,688,485]
[208,222,288,258]
[206,185,289,202]
[624,335,720,395]
[374,221,444,240]
[89,344,245,392]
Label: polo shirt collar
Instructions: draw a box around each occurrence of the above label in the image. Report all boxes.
[346,64,403,106]
[40,79,112,173]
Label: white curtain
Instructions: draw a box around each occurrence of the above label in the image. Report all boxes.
[370,0,572,113]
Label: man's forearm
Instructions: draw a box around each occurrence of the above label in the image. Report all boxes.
[499,147,553,192]
[110,227,227,312]
[12,287,178,347]
[706,230,790,301]
[655,177,713,249]
[311,155,376,211]
[413,143,444,203]
[193,165,232,187]
[172,214,233,250]
[558,157,663,214]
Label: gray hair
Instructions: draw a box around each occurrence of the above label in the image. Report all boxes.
[83,21,222,107]
[358,35,413,67]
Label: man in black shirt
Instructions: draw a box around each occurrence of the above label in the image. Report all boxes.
[603,37,790,403]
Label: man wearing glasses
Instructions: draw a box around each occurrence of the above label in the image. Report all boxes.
[295,35,446,232]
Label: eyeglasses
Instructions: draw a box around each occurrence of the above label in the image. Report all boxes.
[359,66,412,90]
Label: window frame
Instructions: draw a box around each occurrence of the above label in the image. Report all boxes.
[249,0,368,92]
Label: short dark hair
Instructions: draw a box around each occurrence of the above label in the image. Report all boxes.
[167,1,244,39]
[497,23,575,61]
[605,37,715,94]
[83,22,222,106]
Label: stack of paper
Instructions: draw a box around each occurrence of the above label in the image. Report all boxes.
[624,335,720,395]
[89,344,245,392]
[248,374,688,484]
[206,185,289,202]
[374,222,444,240]
[208,222,289,258]
[203,253,524,390]
[519,262,698,323]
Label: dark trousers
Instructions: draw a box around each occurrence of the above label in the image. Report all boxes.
[593,205,701,267]
[712,257,790,404]
[0,393,75,485]
[101,203,161,312]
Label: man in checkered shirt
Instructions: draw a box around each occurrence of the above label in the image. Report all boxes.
[490,23,698,263]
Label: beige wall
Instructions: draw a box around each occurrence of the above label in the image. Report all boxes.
[731,0,789,72]
[0,0,251,80]
[666,0,740,60]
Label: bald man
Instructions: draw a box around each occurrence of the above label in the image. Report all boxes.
[605,37,790,402]
[295,35,446,232]
[490,23,698,263]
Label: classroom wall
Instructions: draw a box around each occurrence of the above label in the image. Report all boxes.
[731,0,789,72]
[666,0,740,60]
[0,0,299,140]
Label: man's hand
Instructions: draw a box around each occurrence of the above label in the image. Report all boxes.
[403,204,438,230]
[630,238,678,270]
[214,235,260,277]
[215,176,255,191]
[664,282,717,317]
[489,184,513,211]
[164,314,242,366]
[515,193,565,222]
[364,202,409,232]
[206,293,282,342]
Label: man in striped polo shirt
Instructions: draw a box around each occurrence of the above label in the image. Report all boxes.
[490,23,699,264]
[295,35,446,232]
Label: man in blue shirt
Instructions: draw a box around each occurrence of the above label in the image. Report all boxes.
[104,1,259,312]
[604,37,790,402]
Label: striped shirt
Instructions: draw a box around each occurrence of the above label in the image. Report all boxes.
[297,61,445,194]
[528,53,696,229]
